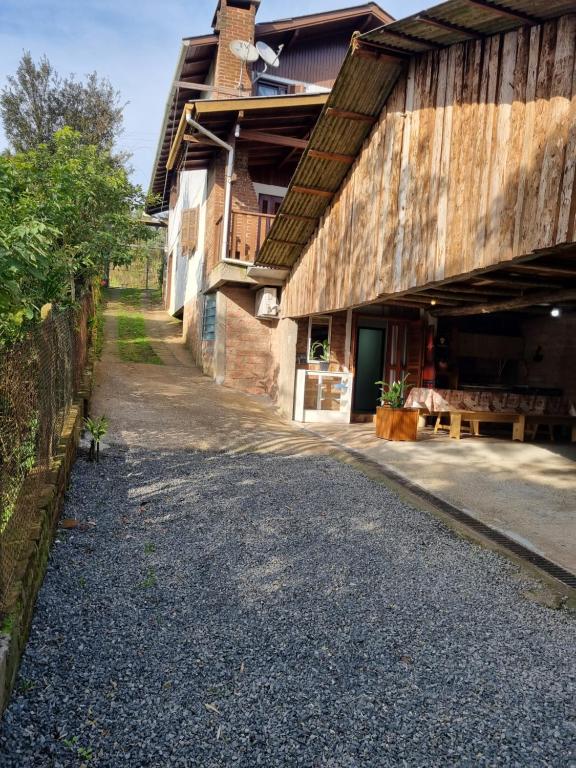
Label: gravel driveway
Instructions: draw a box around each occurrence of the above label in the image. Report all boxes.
[0,445,574,767]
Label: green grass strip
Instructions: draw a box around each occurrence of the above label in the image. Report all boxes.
[117,311,163,365]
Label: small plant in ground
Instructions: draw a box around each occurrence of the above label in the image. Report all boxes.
[78,576,87,588]
[139,567,157,588]
[19,677,35,693]
[375,374,410,408]
[144,542,156,554]
[62,735,93,761]
[84,415,108,463]
[0,615,14,636]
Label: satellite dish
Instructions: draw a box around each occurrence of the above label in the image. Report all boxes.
[229,39,259,62]
[256,41,283,69]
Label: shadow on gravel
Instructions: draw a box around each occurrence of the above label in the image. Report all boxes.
[1,445,575,767]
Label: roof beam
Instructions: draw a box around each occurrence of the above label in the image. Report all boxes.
[375,27,443,50]
[292,185,334,198]
[183,133,218,145]
[352,37,412,62]
[308,149,355,164]
[278,212,319,222]
[414,14,483,39]
[174,80,239,97]
[325,107,376,124]
[238,129,308,149]
[463,0,540,23]
[506,264,576,279]
[433,289,576,317]
[268,237,308,246]
[472,277,563,290]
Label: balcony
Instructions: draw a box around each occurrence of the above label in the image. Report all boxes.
[217,208,276,263]
[208,208,289,292]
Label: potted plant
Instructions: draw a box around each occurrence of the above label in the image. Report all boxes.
[374,375,419,441]
[310,340,330,371]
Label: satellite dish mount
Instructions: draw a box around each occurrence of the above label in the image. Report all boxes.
[255,41,284,75]
[229,40,259,90]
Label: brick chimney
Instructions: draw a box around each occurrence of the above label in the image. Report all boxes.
[212,0,259,96]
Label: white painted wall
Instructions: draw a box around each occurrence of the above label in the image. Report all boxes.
[166,169,208,316]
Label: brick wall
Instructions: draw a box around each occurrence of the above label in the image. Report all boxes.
[213,0,256,96]
[221,286,277,395]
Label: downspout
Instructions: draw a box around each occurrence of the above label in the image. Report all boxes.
[185,115,238,263]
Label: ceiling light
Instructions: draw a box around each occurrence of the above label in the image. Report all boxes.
[550,307,560,318]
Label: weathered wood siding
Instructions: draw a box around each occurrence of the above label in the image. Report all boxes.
[282,16,576,318]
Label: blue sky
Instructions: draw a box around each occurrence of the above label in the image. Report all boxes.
[0,0,423,191]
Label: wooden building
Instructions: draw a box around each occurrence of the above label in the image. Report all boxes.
[252,0,576,429]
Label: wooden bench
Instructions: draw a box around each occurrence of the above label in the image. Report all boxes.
[449,410,526,441]
[525,414,576,442]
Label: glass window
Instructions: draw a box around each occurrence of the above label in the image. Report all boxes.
[255,80,287,97]
[308,316,331,362]
[202,294,217,341]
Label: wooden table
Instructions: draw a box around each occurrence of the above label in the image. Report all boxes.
[449,410,526,441]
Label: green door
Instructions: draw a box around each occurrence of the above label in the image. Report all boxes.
[354,327,385,412]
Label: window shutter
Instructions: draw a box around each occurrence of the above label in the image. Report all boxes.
[181,207,199,254]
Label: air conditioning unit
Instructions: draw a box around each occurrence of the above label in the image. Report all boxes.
[255,287,279,319]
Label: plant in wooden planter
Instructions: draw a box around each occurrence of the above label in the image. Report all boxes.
[310,340,330,371]
[374,375,418,441]
[84,416,108,463]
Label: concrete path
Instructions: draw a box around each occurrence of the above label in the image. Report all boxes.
[305,423,576,578]
[0,291,574,767]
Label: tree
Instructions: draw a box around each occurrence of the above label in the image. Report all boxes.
[0,53,124,153]
[0,128,153,343]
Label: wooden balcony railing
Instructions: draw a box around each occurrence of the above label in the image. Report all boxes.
[220,208,276,263]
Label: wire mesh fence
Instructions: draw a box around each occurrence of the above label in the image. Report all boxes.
[0,292,95,613]
[109,248,164,290]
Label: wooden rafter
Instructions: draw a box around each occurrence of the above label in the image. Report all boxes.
[376,27,443,50]
[414,14,483,38]
[433,289,576,317]
[238,129,308,150]
[463,0,540,23]
[325,108,377,124]
[418,289,503,303]
[183,134,218,145]
[268,237,307,246]
[174,80,239,97]
[352,38,412,62]
[308,149,355,164]
[507,264,576,279]
[292,185,334,198]
[278,212,319,222]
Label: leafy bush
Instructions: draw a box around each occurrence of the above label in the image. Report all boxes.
[0,128,154,344]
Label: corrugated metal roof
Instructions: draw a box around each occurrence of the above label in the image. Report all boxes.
[256,0,576,267]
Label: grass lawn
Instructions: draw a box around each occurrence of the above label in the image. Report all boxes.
[112,289,163,365]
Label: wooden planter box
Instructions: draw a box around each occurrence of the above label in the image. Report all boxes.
[375,406,419,441]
